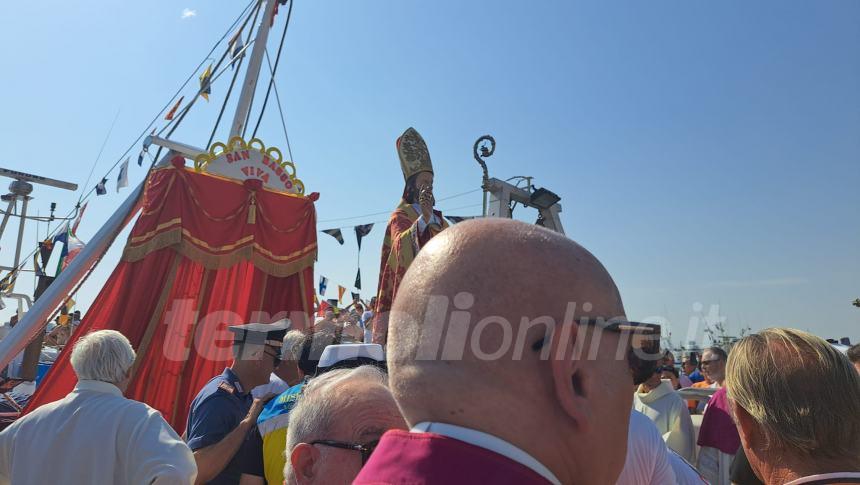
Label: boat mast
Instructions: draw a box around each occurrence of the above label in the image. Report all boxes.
[230,0,279,139]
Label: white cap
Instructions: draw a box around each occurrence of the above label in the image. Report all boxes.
[317,343,385,370]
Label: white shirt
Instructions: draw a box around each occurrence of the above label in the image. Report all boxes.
[252,373,290,399]
[633,380,697,462]
[616,410,676,485]
[667,449,709,484]
[412,421,561,485]
[0,380,196,485]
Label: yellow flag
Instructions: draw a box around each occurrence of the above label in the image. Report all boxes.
[65,297,76,312]
[199,64,213,102]
[338,285,346,304]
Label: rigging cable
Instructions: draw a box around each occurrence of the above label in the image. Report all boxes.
[206,1,266,148]
[264,50,293,162]
[78,109,121,206]
[250,0,293,141]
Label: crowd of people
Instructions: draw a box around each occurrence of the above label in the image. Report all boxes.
[0,219,858,484]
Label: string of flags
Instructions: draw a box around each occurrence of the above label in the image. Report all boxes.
[315,215,475,303]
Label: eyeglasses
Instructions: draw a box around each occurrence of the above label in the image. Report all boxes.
[310,439,379,465]
[531,318,661,384]
[655,366,676,374]
[531,318,661,353]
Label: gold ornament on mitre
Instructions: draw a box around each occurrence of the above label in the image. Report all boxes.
[396,127,434,182]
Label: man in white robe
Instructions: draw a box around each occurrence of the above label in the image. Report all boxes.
[0,330,196,485]
[633,373,697,463]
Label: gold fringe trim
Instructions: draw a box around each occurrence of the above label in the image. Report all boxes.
[121,227,317,278]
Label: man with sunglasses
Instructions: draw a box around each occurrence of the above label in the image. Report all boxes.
[356,219,663,485]
[185,321,289,484]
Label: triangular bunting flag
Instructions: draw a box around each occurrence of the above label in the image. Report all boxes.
[96,178,107,195]
[354,268,362,290]
[351,292,360,302]
[316,299,330,317]
[338,285,346,304]
[354,223,374,250]
[164,96,184,121]
[318,275,328,296]
[230,30,245,68]
[199,64,213,102]
[116,157,129,192]
[322,228,344,245]
[137,149,145,167]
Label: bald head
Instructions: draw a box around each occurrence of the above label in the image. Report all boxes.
[389,218,625,368]
[386,219,635,483]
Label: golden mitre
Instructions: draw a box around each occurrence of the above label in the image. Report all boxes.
[396,127,434,181]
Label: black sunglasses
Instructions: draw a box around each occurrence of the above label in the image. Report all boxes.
[310,439,379,465]
[531,318,661,385]
[531,318,661,353]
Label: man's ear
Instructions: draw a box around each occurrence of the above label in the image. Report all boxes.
[290,443,320,484]
[549,322,588,429]
[732,401,760,450]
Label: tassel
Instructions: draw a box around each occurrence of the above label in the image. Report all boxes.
[247,193,257,224]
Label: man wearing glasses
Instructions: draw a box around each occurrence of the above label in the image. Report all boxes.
[283,365,407,484]
[356,219,663,485]
[700,347,728,388]
[185,321,289,484]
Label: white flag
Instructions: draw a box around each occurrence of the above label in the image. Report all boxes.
[117,157,129,192]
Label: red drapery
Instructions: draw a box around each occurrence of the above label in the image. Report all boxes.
[24,160,317,431]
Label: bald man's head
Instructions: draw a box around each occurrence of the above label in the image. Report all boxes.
[389,218,625,366]
[386,218,637,484]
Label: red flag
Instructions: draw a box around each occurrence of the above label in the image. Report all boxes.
[71,202,88,236]
[338,285,346,304]
[164,96,184,121]
[316,299,330,318]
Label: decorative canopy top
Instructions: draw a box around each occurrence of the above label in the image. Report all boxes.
[195,136,305,195]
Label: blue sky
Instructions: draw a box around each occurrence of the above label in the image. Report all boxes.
[1,0,858,344]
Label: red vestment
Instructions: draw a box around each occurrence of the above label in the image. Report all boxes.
[371,200,447,345]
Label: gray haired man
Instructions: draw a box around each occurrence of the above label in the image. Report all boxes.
[0,330,197,484]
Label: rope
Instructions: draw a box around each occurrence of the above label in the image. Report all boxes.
[317,190,482,224]
[79,109,121,205]
[206,2,263,149]
[251,0,293,140]
[265,50,294,162]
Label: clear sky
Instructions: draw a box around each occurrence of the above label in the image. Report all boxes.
[1,0,858,344]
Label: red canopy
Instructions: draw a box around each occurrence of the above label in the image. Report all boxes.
[24,160,317,431]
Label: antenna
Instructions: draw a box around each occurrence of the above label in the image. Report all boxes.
[0,167,78,192]
[0,168,78,297]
